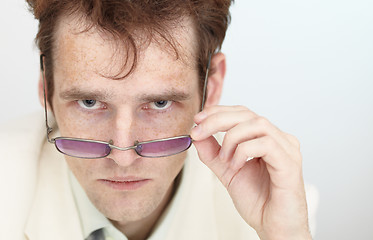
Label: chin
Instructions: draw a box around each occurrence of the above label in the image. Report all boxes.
[87,183,169,223]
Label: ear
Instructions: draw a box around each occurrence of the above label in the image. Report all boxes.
[203,52,226,107]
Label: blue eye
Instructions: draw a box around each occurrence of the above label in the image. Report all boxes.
[154,101,167,108]
[149,100,172,110]
[83,100,96,107]
[77,100,104,110]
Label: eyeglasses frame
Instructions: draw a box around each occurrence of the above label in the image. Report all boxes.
[40,52,212,158]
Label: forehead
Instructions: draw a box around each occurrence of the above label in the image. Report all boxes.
[53,14,198,80]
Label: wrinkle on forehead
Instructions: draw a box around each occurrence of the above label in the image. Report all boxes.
[53,13,198,81]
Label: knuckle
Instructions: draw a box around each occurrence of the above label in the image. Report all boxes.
[234,105,249,111]
[255,116,270,127]
[210,112,223,123]
[296,152,303,163]
[263,136,276,149]
[293,152,303,168]
[287,133,301,149]
[293,138,301,150]
[239,110,254,119]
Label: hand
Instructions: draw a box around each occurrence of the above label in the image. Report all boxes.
[190,105,311,240]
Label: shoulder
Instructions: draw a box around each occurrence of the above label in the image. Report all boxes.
[0,111,46,161]
[0,111,46,172]
[0,111,46,240]
[0,111,45,142]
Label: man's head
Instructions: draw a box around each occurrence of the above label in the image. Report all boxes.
[27,0,233,107]
[27,0,232,230]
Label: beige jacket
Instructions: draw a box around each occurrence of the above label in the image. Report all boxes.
[0,112,317,240]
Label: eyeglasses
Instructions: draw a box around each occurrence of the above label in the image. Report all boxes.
[40,53,211,159]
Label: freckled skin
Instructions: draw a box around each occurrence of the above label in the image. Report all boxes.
[50,14,200,236]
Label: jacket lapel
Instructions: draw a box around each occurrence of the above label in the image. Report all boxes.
[25,136,83,240]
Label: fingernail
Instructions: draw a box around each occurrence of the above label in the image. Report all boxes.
[192,125,202,138]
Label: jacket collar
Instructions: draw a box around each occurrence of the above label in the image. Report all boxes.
[25,129,83,239]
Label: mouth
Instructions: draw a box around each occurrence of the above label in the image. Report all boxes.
[99,177,151,191]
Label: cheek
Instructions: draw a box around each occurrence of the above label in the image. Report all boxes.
[64,156,91,183]
[52,102,113,139]
[135,106,197,139]
[65,155,110,190]
[155,151,186,182]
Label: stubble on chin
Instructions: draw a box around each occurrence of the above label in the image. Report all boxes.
[85,179,173,224]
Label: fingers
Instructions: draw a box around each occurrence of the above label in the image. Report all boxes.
[192,105,256,140]
[194,105,254,124]
[193,135,221,164]
[193,137,237,188]
[192,105,308,234]
[230,136,290,172]
[219,117,285,163]
[192,105,303,185]
[192,106,298,159]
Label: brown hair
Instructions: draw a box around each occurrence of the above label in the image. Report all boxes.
[26,0,233,105]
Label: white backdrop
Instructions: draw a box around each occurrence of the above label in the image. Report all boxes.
[1,0,373,239]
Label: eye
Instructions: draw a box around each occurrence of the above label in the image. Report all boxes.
[148,100,173,110]
[77,100,105,110]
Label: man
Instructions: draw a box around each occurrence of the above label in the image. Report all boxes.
[0,0,316,239]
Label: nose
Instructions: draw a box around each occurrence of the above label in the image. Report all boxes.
[107,109,141,167]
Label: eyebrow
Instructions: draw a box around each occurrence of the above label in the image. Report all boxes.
[136,90,192,102]
[59,88,192,102]
[59,88,113,101]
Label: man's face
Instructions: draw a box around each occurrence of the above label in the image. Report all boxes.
[51,16,200,223]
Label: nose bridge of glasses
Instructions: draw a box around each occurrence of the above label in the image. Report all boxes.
[109,141,138,152]
[107,140,141,166]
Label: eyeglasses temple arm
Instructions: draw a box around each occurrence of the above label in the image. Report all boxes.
[40,54,54,143]
[200,52,212,112]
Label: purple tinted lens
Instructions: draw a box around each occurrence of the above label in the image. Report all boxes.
[136,137,192,157]
[55,139,111,158]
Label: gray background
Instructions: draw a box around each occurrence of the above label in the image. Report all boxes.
[1,0,372,239]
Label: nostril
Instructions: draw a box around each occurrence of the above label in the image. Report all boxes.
[107,149,142,167]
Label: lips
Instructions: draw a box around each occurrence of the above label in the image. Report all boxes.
[99,177,151,191]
